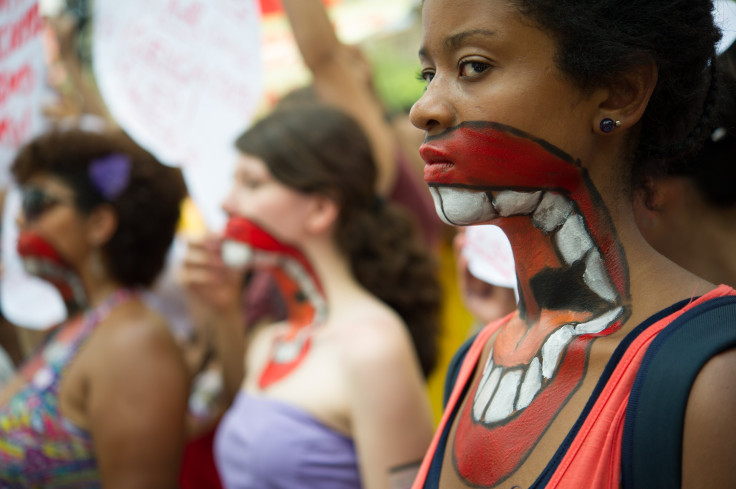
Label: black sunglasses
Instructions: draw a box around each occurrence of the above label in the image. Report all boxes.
[20,187,75,222]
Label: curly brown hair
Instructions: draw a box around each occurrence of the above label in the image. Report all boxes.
[508,0,723,192]
[235,105,442,377]
[11,129,187,287]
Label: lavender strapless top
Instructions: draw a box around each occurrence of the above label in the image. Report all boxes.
[214,392,362,489]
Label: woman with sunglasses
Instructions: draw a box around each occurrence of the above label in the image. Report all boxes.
[0,129,190,488]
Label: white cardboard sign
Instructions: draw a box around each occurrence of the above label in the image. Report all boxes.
[0,1,64,329]
[92,0,263,229]
[0,0,45,189]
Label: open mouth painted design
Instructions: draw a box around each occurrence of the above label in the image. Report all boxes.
[222,217,327,388]
[17,230,88,314]
[420,122,631,487]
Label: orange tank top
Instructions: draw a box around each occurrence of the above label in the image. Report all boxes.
[413,285,736,488]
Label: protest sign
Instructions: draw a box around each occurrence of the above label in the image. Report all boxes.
[0,0,45,189]
[0,0,66,329]
[93,0,263,229]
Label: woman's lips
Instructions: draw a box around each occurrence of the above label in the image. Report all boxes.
[424,162,454,180]
[420,144,455,181]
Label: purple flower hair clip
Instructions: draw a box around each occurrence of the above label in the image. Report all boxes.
[88,153,132,201]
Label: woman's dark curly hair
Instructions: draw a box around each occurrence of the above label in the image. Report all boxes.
[11,129,187,287]
[508,0,723,192]
[668,40,736,208]
[235,105,441,378]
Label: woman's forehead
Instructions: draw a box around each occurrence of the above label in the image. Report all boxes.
[25,173,75,195]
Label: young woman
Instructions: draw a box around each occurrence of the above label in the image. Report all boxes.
[181,104,441,489]
[408,0,735,488]
[0,129,189,488]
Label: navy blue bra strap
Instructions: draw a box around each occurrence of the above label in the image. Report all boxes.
[622,295,736,489]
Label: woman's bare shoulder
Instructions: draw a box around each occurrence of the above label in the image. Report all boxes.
[682,346,736,488]
[333,301,417,376]
[85,298,187,378]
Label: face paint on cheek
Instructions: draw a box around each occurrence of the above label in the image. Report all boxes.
[222,216,327,389]
[16,231,88,314]
[420,122,632,486]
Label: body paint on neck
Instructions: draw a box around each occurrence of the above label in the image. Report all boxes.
[420,121,631,487]
[222,217,327,389]
[16,231,88,315]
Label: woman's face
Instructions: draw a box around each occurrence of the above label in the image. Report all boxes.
[16,174,92,268]
[221,154,319,244]
[411,0,599,155]
[409,6,632,483]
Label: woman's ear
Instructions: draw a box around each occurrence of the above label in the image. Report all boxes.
[305,195,339,235]
[86,204,119,246]
[594,60,658,134]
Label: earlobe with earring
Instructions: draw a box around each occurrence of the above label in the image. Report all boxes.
[600,118,622,133]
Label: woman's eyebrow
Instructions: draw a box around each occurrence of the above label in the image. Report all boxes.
[418,29,497,59]
[445,29,497,50]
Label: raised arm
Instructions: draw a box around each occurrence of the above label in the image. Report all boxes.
[281,0,398,195]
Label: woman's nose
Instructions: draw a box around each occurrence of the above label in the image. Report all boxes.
[15,210,26,229]
[220,189,239,217]
[410,78,455,134]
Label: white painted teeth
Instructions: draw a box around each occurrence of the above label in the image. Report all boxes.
[473,352,501,420]
[574,306,623,335]
[221,241,253,268]
[541,324,574,379]
[493,190,542,217]
[435,187,628,425]
[470,308,622,424]
[533,192,574,233]
[430,187,497,225]
[282,257,328,323]
[516,357,541,411]
[273,334,306,363]
[556,214,594,264]
[485,370,523,423]
[583,249,618,303]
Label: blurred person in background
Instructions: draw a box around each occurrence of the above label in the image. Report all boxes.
[280,0,445,250]
[0,129,189,488]
[181,104,441,489]
[453,225,518,333]
[40,0,112,130]
[634,39,736,287]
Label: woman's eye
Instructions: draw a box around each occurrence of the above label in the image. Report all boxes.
[417,69,435,84]
[459,60,491,78]
[237,175,260,189]
[244,180,261,189]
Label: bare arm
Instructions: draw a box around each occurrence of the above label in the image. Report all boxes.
[281,0,398,195]
[88,317,189,489]
[682,347,736,489]
[343,319,434,489]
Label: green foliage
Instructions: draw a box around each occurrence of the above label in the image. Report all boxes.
[369,43,425,114]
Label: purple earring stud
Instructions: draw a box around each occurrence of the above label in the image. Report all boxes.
[600,118,621,133]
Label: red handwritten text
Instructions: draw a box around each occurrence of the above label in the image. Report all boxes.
[0,106,31,147]
[0,4,42,61]
[0,62,34,104]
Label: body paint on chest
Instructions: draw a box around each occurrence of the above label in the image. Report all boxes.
[222,217,327,389]
[420,122,631,487]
